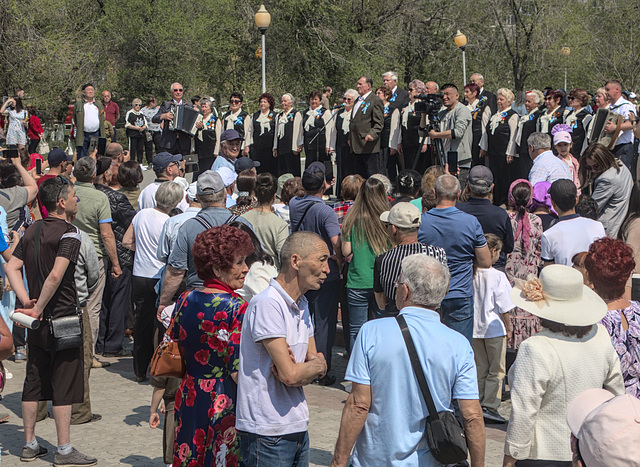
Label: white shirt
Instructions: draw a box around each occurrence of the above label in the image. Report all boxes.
[83,101,100,133]
[352,90,372,115]
[609,96,637,144]
[137,180,189,213]
[541,214,606,265]
[473,268,514,338]
[131,208,169,278]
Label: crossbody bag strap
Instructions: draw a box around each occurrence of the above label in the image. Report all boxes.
[396,314,440,420]
[33,221,43,288]
[292,201,320,233]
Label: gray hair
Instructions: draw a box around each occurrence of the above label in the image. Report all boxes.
[383,71,398,82]
[198,189,226,207]
[409,79,426,94]
[434,174,460,201]
[282,93,294,103]
[497,88,515,104]
[527,132,552,150]
[344,89,358,100]
[74,157,96,182]
[526,89,544,105]
[155,182,184,212]
[471,73,484,83]
[371,173,392,196]
[280,231,325,273]
[400,254,450,308]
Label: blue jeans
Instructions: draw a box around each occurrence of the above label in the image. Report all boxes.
[240,431,309,467]
[78,130,100,158]
[440,296,474,344]
[346,288,381,351]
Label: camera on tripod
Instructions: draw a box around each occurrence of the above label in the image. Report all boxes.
[414,93,444,118]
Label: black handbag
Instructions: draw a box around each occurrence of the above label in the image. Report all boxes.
[33,221,83,351]
[396,314,468,464]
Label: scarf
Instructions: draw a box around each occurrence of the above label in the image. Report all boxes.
[276,110,293,139]
[203,278,241,299]
[508,179,533,251]
[256,111,273,136]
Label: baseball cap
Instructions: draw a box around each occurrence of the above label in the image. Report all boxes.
[549,178,577,205]
[186,181,198,201]
[95,157,112,177]
[220,129,243,142]
[380,202,421,228]
[152,152,182,171]
[48,148,72,166]
[554,131,572,145]
[196,170,225,195]
[277,173,294,199]
[235,156,260,174]
[467,165,494,187]
[302,161,326,191]
[214,166,237,187]
[566,388,640,466]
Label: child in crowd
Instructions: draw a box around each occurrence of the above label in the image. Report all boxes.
[552,124,580,194]
[472,233,514,424]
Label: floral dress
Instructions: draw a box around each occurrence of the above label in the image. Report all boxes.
[6,108,27,145]
[600,301,640,399]
[505,211,543,349]
[171,290,246,467]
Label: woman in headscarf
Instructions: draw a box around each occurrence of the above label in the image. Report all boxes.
[505,179,543,351]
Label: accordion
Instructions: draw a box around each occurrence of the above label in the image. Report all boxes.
[169,104,199,136]
[587,108,623,149]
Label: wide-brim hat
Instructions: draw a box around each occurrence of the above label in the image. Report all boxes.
[510,264,607,326]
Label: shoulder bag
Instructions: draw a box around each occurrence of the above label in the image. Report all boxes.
[149,299,188,379]
[33,222,83,351]
[396,314,468,464]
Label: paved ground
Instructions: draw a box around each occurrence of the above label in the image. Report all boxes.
[0,341,508,466]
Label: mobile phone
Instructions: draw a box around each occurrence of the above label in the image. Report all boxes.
[97,137,107,156]
[36,158,42,175]
[88,136,98,154]
[447,150,458,175]
[3,148,19,158]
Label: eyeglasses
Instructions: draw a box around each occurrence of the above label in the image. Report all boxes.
[133,103,141,106]
[393,279,404,289]
[344,98,353,101]
[56,175,70,202]
[544,97,553,101]
[172,88,183,92]
[229,99,242,104]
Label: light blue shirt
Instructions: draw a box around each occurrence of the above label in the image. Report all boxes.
[156,206,201,262]
[347,306,478,466]
[528,150,572,186]
[211,155,235,172]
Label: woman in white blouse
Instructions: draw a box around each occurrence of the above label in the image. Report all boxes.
[375,85,401,181]
[330,89,357,198]
[245,93,276,176]
[479,88,519,206]
[464,82,492,167]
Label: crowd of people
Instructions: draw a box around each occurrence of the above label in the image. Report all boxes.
[0,71,639,467]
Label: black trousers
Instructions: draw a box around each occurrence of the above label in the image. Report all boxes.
[144,131,162,165]
[129,135,145,164]
[132,276,160,378]
[96,264,132,355]
[306,278,339,373]
[278,151,301,177]
[336,144,354,199]
[194,156,215,181]
[354,152,380,178]
[28,138,40,154]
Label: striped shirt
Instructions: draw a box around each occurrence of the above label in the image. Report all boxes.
[373,242,447,305]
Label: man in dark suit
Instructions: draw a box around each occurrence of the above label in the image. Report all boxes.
[151,82,192,156]
[470,73,498,114]
[383,71,410,111]
[350,76,384,178]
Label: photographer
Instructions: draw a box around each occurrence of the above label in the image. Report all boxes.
[425,84,472,174]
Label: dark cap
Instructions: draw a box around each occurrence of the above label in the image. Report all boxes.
[152,152,182,171]
[235,156,260,174]
[220,129,244,142]
[48,148,72,166]
[549,178,577,208]
[302,161,327,191]
[96,157,112,177]
[467,165,494,187]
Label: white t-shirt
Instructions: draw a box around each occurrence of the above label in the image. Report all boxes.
[131,208,169,278]
[473,268,514,339]
[83,101,100,133]
[137,180,189,213]
[541,214,606,266]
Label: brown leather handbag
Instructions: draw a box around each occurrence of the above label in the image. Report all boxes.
[149,305,186,379]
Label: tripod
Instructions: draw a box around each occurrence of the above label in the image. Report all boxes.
[413,113,446,172]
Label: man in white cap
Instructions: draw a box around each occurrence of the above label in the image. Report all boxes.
[374,202,447,318]
[566,388,640,467]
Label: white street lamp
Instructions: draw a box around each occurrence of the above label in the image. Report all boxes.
[255,5,271,93]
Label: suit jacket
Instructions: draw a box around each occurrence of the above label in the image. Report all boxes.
[349,93,384,154]
[480,89,498,114]
[152,100,192,152]
[72,99,105,145]
[389,87,410,111]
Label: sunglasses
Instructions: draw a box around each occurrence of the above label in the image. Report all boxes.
[56,175,70,201]
[229,99,242,104]
[172,88,183,92]
[133,103,141,106]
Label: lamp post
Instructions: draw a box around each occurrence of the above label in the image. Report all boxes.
[561,47,571,90]
[454,30,467,85]
[254,4,271,93]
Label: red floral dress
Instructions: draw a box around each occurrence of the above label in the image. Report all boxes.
[171,290,246,467]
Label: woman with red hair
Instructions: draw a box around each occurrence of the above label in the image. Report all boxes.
[537,89,566,136]
[170,225,254,466]
[585,237,640,399]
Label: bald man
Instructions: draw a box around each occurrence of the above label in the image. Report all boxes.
[151,82,192,156]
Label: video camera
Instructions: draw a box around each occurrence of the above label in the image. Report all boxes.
[414,93,444,118]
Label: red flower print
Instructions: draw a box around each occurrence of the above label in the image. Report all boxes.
[208,335,226,352]
[219,413,236,432]
[201,320,216,333]
[199,379,215,392]
[200,334,207,343]
[230,330,241,345]
[193,428,206,454]
[197,312,205,320]
[178,443,190,462]
[214,311,228,320]
[213,394,231,414]
[179,327,187,340]
[186,387,197,407]
[188,460,199,467]
[194,349,210,365]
